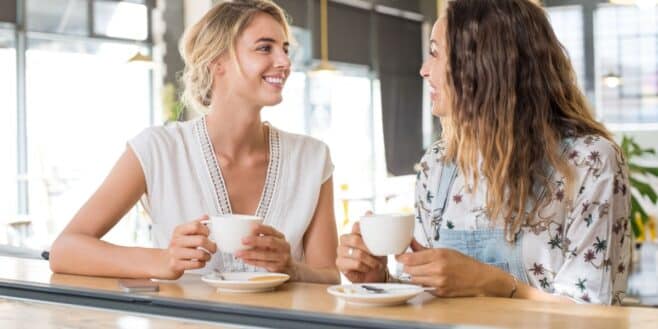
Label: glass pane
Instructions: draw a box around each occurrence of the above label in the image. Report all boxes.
[325,72,375,231]
[300,66,377,231]
[0,29,17,229]
[26,38,152,247]
[27,0,88,35]
[94,0,148,40]
[546,5,585,90]
[595,4,658,124]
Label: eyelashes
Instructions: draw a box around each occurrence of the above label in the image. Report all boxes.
[256,45,289,55]
[257,45,272,52]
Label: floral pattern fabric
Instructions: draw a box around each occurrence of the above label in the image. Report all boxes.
[414,135,632,304]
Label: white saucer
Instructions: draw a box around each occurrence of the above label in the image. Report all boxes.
[327,283,427,306]
[201,272,290,293]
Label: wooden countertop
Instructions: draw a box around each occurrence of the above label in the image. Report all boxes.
[0,297,236,329]
[1,256,658,329]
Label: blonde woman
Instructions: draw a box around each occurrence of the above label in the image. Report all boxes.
[337,0,631,304]
[50,0,339,284]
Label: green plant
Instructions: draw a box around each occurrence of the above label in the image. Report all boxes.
[162,83,184,123]
[620,136,658,238]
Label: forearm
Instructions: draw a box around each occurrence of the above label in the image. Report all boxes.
[515,283,575,303]
[291,261,340,284]
[482,265,574,303]
[49,233,166,278]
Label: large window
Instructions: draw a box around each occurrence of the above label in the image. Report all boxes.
[25,39,152,246]
[264,65,385,232]
[310,69,378,231]
[2,0,155,249]
[0,28,17,223]
[595,5,658,125]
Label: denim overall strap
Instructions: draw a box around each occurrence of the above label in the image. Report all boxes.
[426,161,458,244]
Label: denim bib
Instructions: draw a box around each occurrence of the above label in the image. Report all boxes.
[431,228,530,284]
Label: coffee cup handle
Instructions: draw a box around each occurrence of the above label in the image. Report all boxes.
[199,219,216,243]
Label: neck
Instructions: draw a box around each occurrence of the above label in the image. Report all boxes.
[205,97,267,160]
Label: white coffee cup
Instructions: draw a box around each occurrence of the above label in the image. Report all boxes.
[207,214,263,253]
[359,213,415,256]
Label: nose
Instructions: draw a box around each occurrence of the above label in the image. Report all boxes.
[419,60,429,78]
[275,49,291,70]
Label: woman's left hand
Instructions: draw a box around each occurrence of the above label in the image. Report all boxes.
[235,224,293,274]
[396,239,504,297]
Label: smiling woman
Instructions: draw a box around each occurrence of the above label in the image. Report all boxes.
[48,0,340,285]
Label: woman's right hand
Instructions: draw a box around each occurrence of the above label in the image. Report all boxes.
[336,222,387,283]
[157,215,217,280]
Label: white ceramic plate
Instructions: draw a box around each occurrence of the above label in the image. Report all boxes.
[201,272,290,293]
[327,283,427,306]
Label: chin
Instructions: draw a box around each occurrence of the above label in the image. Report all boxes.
[262,95,283,106]
[266,94,283,106]
[431,107,447,118]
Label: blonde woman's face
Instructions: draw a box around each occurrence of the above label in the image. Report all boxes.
[419,19,450,117]
[220,13,291,107]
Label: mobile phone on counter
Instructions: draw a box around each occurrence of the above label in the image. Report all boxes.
[118,279,159,293]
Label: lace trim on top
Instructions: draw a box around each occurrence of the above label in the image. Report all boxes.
[194,116,280,219]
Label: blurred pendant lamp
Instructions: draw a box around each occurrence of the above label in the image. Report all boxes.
[309,0,338,77]
[128,51,152,63]
[603,72,622,88]
[127,50,154,69]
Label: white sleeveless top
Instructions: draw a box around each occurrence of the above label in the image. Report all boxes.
[128,116,333,274]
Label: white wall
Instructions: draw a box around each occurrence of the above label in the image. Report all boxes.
[184,0,212,28]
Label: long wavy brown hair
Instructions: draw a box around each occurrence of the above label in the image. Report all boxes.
[441,0,613,240]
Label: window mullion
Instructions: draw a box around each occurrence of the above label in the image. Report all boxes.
[16,0,28,215]
[88,0,95,37]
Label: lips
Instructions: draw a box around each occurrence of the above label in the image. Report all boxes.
[427,83,438,100]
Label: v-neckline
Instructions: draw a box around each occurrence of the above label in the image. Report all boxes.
[194,116,281,219]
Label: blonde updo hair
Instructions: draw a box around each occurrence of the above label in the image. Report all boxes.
[179,0,291,113]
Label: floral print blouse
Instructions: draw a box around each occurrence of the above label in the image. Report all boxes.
[414,135,632,304]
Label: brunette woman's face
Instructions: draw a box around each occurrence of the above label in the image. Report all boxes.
[419,19,450,117]
[216,13,291,107]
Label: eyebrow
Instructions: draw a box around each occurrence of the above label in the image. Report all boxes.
[255,37,289,47]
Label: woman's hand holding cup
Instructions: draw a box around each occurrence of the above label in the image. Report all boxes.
[336,222,388,283]
[158,214,217,280]
[235,224,294,275]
